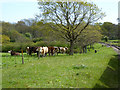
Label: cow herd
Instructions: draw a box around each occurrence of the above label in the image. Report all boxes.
[8,46,69,57]
[26,46,68,57]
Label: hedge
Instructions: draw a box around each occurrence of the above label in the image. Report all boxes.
[2,42,34,52]
[2,41,68,52]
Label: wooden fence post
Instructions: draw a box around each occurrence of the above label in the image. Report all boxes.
[15,56,16,64]
[38,48,40,59]
[21,50,24,64]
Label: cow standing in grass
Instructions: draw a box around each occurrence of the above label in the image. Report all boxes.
[53,46,59,55]
[58,47,68,54]
[26,47,38,56]
[36,47,48,57]
[8,50,20,56]
[48,46,55,56]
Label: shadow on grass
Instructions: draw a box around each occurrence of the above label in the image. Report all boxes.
[93,54,120,89]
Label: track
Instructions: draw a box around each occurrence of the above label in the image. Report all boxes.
[99,42,120,55]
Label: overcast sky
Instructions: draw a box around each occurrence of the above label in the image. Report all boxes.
[0,0,119,24]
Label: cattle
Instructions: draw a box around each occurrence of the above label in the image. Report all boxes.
[26,47,38,56]
[53,46,59,55]
[8,50,20,56]
[58,47,68,54]
[65,47,68,52]
[26,46,68,56]
[48,46,55,56]
[36,47,48,57]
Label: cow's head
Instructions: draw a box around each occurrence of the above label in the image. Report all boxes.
[65,47,68,50]
[39,47,44,53]
[27,47,29,49]
[8,50,12,53]
[36,47,43,53]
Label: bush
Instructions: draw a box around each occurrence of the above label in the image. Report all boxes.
[33,38,43,43]
[1,35,10,43]
[104,36,109,42]
[35,41,48,46]
[35,41,68,47]
[48,41,67,47]
[2,41,68,52]
[2,43,14,52]
[2,42,35,52]
[73,48,79,53]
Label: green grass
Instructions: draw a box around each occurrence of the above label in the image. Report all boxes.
[93,54,119,88]
[1,43,118,88]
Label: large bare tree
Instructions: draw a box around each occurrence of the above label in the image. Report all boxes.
[37,1,105,55]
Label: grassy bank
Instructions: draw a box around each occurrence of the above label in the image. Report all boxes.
[1,43,118,88]
[94,54,119,88]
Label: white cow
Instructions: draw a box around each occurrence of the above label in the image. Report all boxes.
[59,47,67,54]
[36,47,48,57]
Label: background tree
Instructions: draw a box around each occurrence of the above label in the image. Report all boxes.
[101,22,118,40]
[0,35,1,44]
[15,21,31,34]
[2,35,10,44]
[38,1,105,55]
[104,36,109,42]
[25,32,32,40]
[2,22,15,36]
[77,25,102,53]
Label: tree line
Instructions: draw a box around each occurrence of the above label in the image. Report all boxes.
[0,1,119,54]
[1,19,118,53]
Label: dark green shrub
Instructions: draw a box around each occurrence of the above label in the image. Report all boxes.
[36,41,48,46]
[104,36,109,42]
[3,44,14,52]
[35,41,67,47]
[2,41,69,52]
[48,41,67,47]
[33,38,43,43]
[2,42,35,52]
[73,48,79,53]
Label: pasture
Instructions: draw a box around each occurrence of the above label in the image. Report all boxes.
[1,44,119,88]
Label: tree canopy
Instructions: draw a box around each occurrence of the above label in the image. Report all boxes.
[37,1,105,55]
[101,22,118,40]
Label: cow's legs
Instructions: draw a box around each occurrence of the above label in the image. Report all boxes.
[45,53,47,56]
[37,51,39,56]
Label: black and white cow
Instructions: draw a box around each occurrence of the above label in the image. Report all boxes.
[26,47,38,56]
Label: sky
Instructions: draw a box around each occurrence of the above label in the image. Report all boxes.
[0,0,119,24]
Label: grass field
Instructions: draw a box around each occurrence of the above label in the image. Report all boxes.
[1,43,119,88]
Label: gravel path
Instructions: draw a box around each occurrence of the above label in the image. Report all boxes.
[99,42,120,60]
[100,42,120,54]
[111,46,120,55]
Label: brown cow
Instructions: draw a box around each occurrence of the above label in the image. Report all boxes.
[8,50,20,56]
[48,46,55,56]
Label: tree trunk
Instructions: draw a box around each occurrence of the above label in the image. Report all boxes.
[82,46,87,53]
[21,50,24,64]
[83,47,85,53]
[85,45,87,53]
[69,40,74,55]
